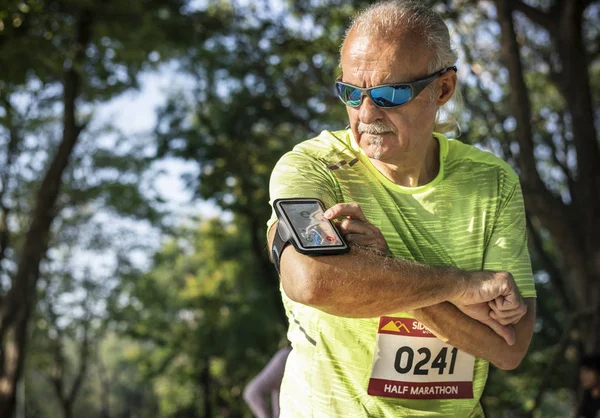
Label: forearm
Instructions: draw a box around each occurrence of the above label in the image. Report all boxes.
[269,223,525,320]
[411,299,536,370]
[273,225,465,317]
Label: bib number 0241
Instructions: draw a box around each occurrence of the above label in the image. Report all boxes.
[394,346,458,376]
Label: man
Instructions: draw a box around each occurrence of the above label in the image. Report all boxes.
[578,355,600,418]
[266,1,536,416]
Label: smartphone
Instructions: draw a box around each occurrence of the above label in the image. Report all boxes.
[273,198,350,255]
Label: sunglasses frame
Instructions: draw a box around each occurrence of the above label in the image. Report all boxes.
[335,65,457,109]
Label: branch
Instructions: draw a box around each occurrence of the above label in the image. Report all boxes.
[143,351,179,380]
[556,110,577,200]
[525,312,572,417]
[46,372,64,406]
[494,0,586,281]
[457,31,515,162]
[536,129,571,186]
[0,210,9,292]
[526,215,571,311]
[590,45,600,62]
[0,8,95,414]
[0,7,93,338]
[47,300,66,403]
[525,306,597,417]
[512,0,555,30]
[0,95,22,290]
[67,316,90,404]
[495,0,546,186]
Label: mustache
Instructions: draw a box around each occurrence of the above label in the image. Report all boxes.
[357,121,396,134]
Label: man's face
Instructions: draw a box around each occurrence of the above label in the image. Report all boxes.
[580,367,600,389]
[340,31,444,164]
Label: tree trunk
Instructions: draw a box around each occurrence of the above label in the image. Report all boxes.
[496,0,600,380]
[60,400,72,418]
[200,360,212,418]
[247,212,287,325]
[0,9,93,417]
[495,3,600,414]
[98,354,111,418]
[551,1,600,354]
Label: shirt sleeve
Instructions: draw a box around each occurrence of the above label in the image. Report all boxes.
[482,178,536,298]
[266,148,341,234]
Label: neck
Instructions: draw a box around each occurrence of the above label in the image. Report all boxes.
[371,136,440,187]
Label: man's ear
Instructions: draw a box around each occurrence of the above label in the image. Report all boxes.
[436,71,457,106]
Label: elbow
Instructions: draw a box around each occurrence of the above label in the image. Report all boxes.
[493,350,526,371]
[243,382,258,403]
[281,267,328,307]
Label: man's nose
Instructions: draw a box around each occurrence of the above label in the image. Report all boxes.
[358,96,385,124]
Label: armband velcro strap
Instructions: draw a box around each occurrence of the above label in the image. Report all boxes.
[272,224,288,274]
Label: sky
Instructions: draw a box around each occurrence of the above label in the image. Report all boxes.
[95,66,226,222]
[63,66,233,277]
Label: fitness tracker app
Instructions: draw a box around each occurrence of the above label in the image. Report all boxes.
[273,198,349,256]
[280,201,343,247]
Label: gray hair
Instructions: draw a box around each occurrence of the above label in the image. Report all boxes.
[341,0,463,136]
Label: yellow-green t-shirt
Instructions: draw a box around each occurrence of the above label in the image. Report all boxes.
[267,129,536,417]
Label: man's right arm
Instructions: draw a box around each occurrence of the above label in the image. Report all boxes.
[268,224,520,318]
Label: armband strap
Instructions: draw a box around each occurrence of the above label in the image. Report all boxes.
[271,224,289,274]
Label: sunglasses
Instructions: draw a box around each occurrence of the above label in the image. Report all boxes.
[335,66,457,109]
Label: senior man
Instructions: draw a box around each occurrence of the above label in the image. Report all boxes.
[266,1,536,417]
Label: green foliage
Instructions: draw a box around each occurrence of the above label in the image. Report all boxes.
[112,218,285,417]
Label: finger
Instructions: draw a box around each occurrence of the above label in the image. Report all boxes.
[337,218,372,235]
[491,294,525,312]
[344,234,388,254]
[490,310,525,326]
[489,304,526,321]
[483,318,516,346]
[489,301,527,324]
[489,297,526,316]
[344,233,373,248]
[324,203,367,222]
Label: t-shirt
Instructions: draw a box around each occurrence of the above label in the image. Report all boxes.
[267,129,536,417]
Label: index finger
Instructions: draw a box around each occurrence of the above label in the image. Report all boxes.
[492,292,524,312]
[324,202,368,222]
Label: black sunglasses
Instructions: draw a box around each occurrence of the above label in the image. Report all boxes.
[335,66,457,109]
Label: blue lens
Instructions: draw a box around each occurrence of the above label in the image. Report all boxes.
[371,85,412,107]
[336,84,362,107]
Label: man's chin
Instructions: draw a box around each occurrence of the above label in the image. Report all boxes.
[363,143,388,161]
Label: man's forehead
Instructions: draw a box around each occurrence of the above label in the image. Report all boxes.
[341,32,432,80]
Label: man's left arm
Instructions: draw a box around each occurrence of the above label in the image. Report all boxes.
[330,174,536,369]
[411,177,536,369]
[410,299,535,370]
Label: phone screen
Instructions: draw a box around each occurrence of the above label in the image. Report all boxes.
[280,201,343,247]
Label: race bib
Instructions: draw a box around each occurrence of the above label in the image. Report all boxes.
[368,316,475,400]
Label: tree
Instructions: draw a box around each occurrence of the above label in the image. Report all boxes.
[113,218,285,417]
[1,0,596,416]
[0,0,229,414]
[494,0,600,350]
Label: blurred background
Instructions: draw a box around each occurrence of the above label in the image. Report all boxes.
[0,0,598,417]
